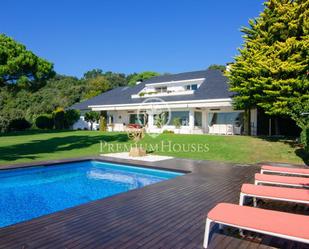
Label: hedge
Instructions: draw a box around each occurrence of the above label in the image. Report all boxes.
[301,127,309,152]
[35,115,54,129]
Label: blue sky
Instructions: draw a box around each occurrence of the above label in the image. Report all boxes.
[2,0,264,77]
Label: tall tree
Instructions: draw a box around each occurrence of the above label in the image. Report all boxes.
[83,69,128,88]
[83,69,103,79]
[84,75,110,99]
[128,71,160,86]
[0,34,54,89]
[227,0,309,135]
[84,111,100,130]
[207,64,226,72]
[104,71,127,88]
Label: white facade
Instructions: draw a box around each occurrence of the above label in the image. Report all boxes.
[131,78,204,99]
[73,73,258,135]
[88,101,257,135]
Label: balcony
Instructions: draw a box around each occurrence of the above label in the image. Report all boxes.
[131,89,195,99]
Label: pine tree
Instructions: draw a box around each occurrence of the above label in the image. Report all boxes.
[227,0,309,135]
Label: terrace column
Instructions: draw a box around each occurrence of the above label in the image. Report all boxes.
[148,112,154,130]
[203,110,208,133]
[189,109,195,131]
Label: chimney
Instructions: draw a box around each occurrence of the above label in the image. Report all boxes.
[226,63,233,72]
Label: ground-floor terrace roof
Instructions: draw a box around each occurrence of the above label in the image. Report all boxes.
[0,157,307,249]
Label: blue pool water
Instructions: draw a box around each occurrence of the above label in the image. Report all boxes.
[0,160,183,228]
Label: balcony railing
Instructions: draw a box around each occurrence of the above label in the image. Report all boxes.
[131,90,194,99]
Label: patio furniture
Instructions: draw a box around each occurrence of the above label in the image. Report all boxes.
[233,125,242,135]
[203,203,309,248]
[239,183,309,206]
[208,124,234,135]
[261,165,309,177]
[255,173,309,188]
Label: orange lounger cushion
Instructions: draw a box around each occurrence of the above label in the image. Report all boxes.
[241,183,309,202]
[255,173,309,186]
[208,203,309,240]
[261,165,309,175]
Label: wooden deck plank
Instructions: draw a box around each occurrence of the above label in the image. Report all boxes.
[0,157,306,249]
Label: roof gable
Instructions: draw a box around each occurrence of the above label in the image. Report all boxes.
[143,70,208,84]
[70,69,233,110]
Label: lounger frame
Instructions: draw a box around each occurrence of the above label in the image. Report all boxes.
[254,179,309,188]
[203,217,309,248]
[261,168,309,177]
[239,192,309,207]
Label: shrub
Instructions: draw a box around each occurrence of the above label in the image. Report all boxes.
[84,111,99,130]
[53,108,65,129]
[172,117,181,128]
[154,112,168,128]
[162,130,174,134]
[64,109,80,129]
[139,92,146,97]
[35,114,54,129]
[99,116,107,131]
[301,126,309,152]
[9,118,31,131]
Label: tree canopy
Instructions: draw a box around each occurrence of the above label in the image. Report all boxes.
[128,71,160,86]
[84,111,100,130]
[0,34,162,132]
[0,34,54,89]
[83,69,127,89]
[84,75,110,99]
[227,0,309,131]
[207,64,226,72]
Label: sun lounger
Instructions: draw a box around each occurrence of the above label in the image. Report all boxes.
[240,183,309,206]
[203,203,309,248]
[261,165,309,176]
[255,173,309,188]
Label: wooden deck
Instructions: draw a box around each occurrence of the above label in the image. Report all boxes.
[0,157,307,249]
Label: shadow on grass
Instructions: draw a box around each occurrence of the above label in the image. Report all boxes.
[257,136,309,166]
[0,133,129,162]
[0,129,76,137]
[295,149,309,166]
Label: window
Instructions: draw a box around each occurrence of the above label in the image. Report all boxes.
[107,115,114,124]
[129,114,146,125]
[191,84,198,90]
[186,84,198,91]
[169,111,189,126]
[208,112,244,126]
[155,86,167,93]
[194,112,202,127]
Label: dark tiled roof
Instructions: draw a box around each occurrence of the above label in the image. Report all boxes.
[143,70,209,84]
[71,69,233,110]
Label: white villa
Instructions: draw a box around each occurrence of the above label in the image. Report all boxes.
[71,69,258,135]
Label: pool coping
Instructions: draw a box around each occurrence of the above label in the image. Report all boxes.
[0,156,192,174]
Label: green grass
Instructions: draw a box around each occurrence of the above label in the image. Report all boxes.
[0,130,306,166]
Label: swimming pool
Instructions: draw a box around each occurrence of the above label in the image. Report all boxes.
[0,160,183,228]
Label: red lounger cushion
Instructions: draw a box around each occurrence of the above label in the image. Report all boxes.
[208,203,309,240]
[255,173,309,186]
[241,183,309,202]
[262,165,309,175]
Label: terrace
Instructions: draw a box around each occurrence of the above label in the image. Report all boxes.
[0,156,307,249]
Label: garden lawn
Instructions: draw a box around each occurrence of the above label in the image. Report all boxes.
[0,130,305,166]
